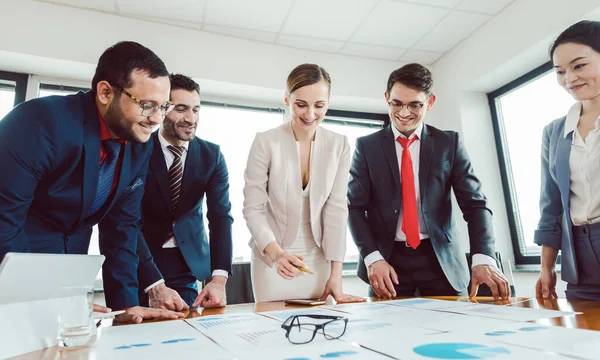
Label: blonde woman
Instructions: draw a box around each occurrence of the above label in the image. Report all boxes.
[243,64,365,303]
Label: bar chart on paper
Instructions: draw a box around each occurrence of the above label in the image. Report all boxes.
[192,313,271,329]
[237,329,278,346]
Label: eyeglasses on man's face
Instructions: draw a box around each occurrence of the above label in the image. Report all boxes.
[281,314,348,344]
[388,100,425,114]
[113,86,175,117]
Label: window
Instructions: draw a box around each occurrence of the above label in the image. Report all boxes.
[31,81,385,264]
[0,71,28,120]
[0,82,15,120]
[38,84,85,97]
[196,104,284,262]
[35,83,97,254]
[320,117,382,263]
[197,104,384,263]
[489,63,574,264]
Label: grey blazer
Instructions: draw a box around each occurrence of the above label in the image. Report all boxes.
[534,116,578,284]
[348,124,495,291]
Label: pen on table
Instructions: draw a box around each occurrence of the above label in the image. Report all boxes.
[93,310,126,319]
[294,265,313,275]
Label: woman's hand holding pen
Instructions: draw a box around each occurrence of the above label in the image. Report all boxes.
[265,241,307,280]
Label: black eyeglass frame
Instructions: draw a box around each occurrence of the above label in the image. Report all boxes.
[281,314,348,344]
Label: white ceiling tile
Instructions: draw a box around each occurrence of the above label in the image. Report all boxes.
[391,0,462,9]
[118,0,207,24]
[41,0,116,12]
[276,35,344,54]
[414,10,490,52]
[401,50,442,64]
[119,14,202,30]
[341,43,406,61]
[205,0,294,32]
[457,0,513,15]
[281,0,378,41]
[351,1,449,48]
[204,24,277,43]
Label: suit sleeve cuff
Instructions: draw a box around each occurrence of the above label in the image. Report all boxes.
[212,270,229,278]
[534,229,562,249]
[472,254,498,268]
[144,278,165,293]
[364,251,384,269]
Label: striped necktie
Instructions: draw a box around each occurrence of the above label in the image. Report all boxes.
[168,145,185,214]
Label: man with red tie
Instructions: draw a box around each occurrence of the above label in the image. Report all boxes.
[347,63,510,299]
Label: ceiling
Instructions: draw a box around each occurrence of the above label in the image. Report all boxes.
[39,0,513,64]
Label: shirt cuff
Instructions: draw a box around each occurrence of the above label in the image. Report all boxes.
[212,270,229,279]
[472,254,498,269]
[144,278,165,293]
[364,251,385,269]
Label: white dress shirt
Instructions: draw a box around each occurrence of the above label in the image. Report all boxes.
[144,132,227,293]
[565,102,600,226]
[364,122,497,270]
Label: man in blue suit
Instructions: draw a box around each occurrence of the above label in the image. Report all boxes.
[0,41,186,323]
[137,74,233,308]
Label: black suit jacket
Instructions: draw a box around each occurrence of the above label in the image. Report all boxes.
[0,92,152,309]
[347,124,495,291]
[137,132,233,288]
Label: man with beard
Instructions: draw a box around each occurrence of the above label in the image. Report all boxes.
[0,41,188,323]
[348,64,510,300]
[137,74,233,308]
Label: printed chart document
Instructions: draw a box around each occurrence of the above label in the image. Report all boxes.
[364,307,512,332]
[238,338,390,360]
[339,314,439,347]
[185,313,292,354]
[259,307,347,322]
[449,303,579,322]
[381,331,573,360]
[324,301,413,316]
[385,297,489,311]
[473,322,600,360]
[96,320,231,360]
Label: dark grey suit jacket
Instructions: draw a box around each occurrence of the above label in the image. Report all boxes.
[533,116,577,284]
[347,124,495,291]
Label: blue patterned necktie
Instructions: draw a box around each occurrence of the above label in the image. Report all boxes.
[88,140,121,216]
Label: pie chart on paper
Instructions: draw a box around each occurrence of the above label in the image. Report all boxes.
[413,343,510,359]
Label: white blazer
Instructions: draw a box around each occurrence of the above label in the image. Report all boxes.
[243,122,350,266]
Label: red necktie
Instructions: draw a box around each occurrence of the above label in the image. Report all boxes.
[397,136,420,249]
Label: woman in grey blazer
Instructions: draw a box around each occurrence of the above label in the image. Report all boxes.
[535,21,600,300]
[243,64,364,303]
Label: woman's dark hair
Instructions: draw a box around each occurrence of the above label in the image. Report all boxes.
[550,20,600,60]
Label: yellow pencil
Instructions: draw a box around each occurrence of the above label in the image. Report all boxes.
[294,265,313,274]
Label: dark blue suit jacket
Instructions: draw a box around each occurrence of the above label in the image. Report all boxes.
[0,92,153,309]
[348,124,495,291]
[136,132,233,288]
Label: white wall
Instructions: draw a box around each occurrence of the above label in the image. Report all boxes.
[0,0,399,112]
[429,0,600,296]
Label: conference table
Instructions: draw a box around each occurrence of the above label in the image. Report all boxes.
[15,296,600,359]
